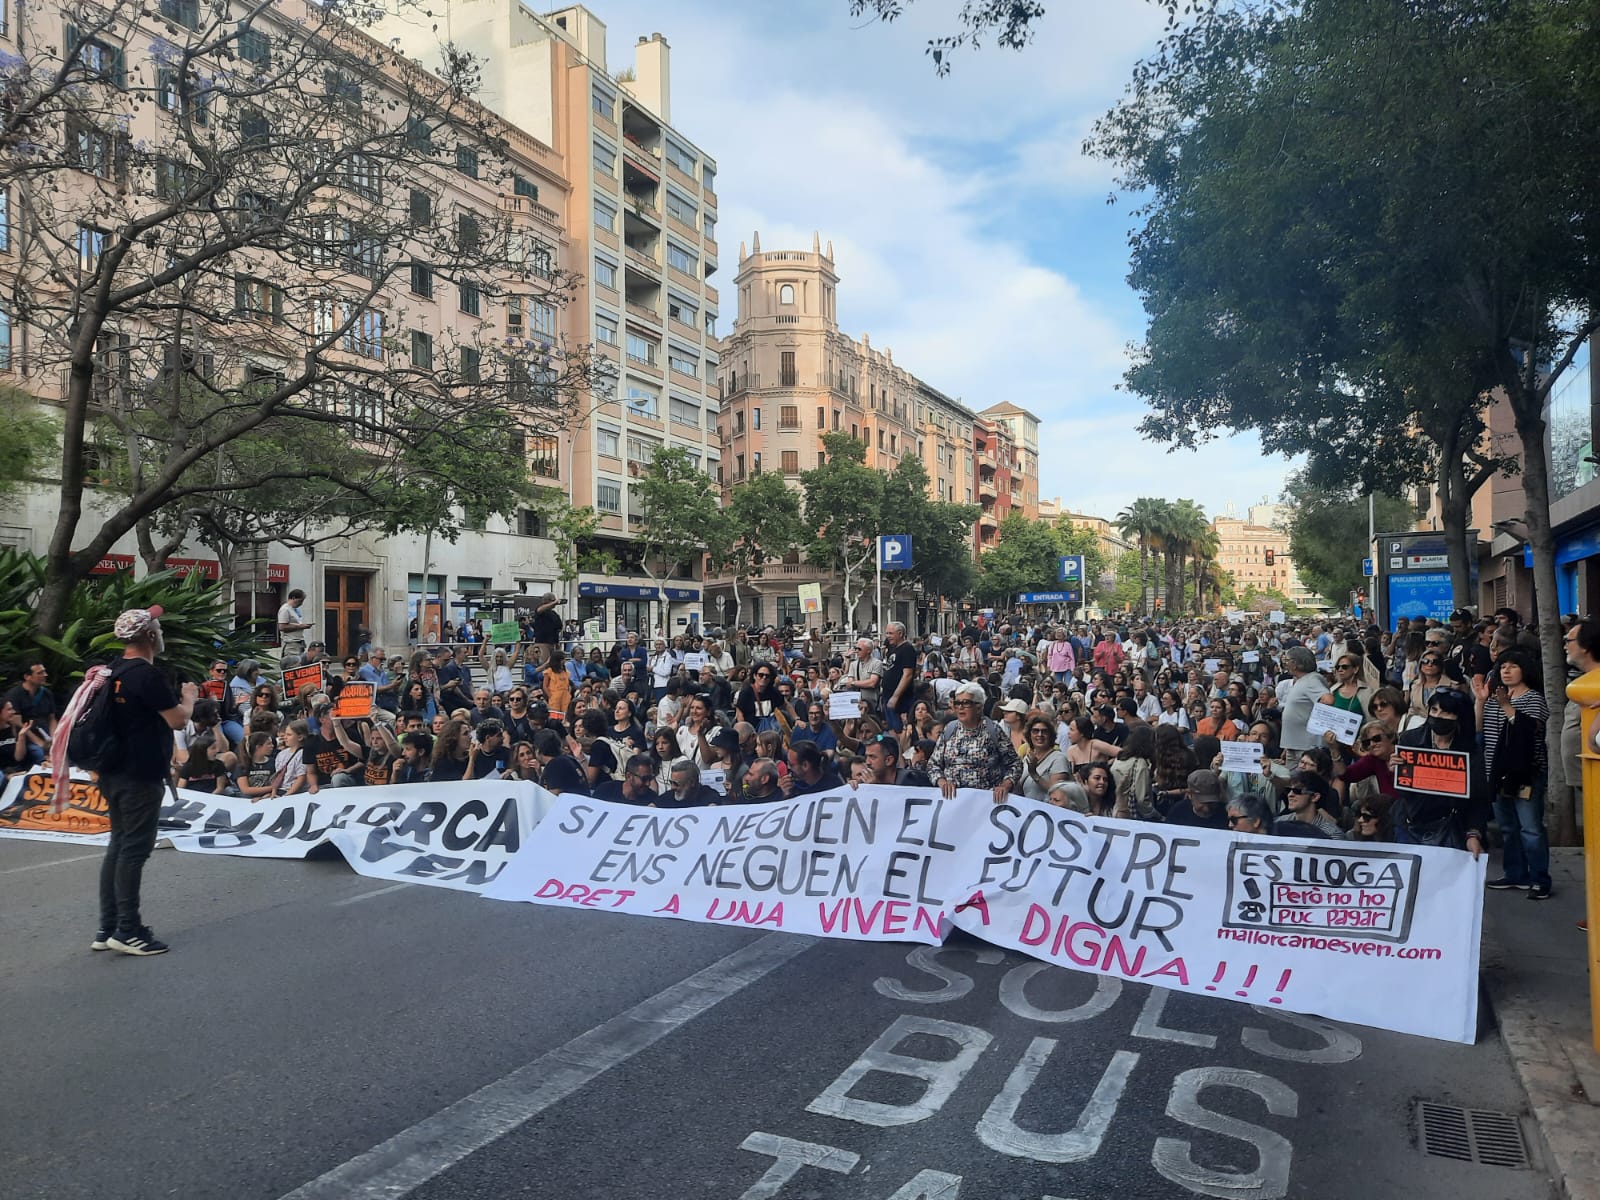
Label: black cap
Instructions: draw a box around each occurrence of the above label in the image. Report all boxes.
[528,702,550,720]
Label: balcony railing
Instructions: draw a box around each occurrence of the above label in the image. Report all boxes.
[625,246,661,279]
[626,300,661,324]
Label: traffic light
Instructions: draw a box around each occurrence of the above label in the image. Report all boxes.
[1264,548,1276,567]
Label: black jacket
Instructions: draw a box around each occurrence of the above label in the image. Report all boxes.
[1395,726,1491,837]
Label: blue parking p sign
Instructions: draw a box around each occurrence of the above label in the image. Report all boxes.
[878,534,913,571]
[1058,555,1084,585]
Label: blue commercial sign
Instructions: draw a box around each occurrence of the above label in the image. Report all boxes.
[877,534,913,571]
[1386,571,1453,627]
[1019,590,1082,604]
[1361,557,1374,578]
[578,583,701,601]
[1057,555,1084,585]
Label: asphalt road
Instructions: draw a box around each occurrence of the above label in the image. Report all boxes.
[0,837,1556,1200]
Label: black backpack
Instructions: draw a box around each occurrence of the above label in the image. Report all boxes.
[63,664,123,772]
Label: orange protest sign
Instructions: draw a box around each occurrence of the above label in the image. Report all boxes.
[201,679,226,701]
[0,772,110,838]
[332,682,374,720]
[283,663,323,698]
[1391,746,1470,798]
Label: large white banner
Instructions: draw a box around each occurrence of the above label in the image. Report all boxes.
[483,787,953,943]
[942,797,1485,1044]
[158,781,557,893]
[0,770,556,894]
[491,788,1486,1043]
[1,772,1486,1041]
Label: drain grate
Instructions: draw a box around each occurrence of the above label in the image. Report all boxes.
[1416,1101,1531,1169]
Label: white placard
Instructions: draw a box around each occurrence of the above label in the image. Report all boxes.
[1219,741,1264,773]
[828,690,864,720]
[1306,700,1364,745]
[929,634,943,647]
[1242,650,1261,664]
[1316,659,1336,674]
[701,767,727,795]
[1269,610,1287,624]
[682,652,706,672]
[1202,658,1221,675]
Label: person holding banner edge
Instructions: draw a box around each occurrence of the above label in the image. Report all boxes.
[928,681,1023,803]
[1394,687,1488,857]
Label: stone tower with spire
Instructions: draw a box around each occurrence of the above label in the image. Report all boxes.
[732,229,839,336]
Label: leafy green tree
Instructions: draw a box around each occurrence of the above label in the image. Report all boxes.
[976,514,1061,607]
[848,0,1045,74]
[530,492,618,600]
[633,447,728,626]
[0,388,58,510]
[801,434,884,629]
[1093,0,1600,839]
[3,0,594,637]
[880,453,979,614]
[1282,474,1415,608]
[713,471,806,628]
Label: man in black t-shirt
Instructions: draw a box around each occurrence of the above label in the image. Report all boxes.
[531,593,563,666]
[95,607,196,957]
[4,661,57,739]
[878,622,919,732]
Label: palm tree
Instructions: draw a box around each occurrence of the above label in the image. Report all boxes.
[1190,523,1220,613]
[1163,499,1209,615]
[1116,497,1168,614]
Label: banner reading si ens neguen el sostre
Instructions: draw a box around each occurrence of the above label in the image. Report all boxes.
[493,786,1485,1044]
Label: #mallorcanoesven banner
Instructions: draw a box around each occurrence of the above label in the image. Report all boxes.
[493,788,1486,1043]
[1,772,1486,1042]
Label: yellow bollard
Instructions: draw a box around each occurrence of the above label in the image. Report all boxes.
[1562,667,1600,1053]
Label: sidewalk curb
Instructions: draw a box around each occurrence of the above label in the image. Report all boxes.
[1484,967,1600,1200]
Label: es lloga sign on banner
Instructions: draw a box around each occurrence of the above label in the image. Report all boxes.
[943,798,1484,1043]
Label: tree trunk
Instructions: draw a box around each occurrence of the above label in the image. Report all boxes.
[1435,436,1475,609]
[1137,544,1148,614]
[730,574,743,630]
[1508,377,1578,845]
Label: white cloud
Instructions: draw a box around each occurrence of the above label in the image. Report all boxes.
[583,1,1293,520]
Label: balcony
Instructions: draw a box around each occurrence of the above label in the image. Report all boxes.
[626,299,661,326]
[625,245,661,281]
[978,475,997,500]
[500,194,561,231]
[622,140,661,184]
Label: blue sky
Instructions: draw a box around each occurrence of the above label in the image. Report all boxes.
[585,0,1295,521]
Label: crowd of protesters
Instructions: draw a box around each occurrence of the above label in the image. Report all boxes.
[18,596,1591,908]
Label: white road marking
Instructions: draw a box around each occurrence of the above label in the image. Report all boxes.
[276,932,817,1200]
[331,882,414,907]
[0,852,100,875]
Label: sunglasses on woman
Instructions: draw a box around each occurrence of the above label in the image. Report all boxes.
[1357,811,1378,822]
[1359,734,1388,748]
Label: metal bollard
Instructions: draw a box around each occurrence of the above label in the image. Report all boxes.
[1562,667,1600,1052]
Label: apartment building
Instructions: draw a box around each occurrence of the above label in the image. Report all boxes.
[376,3,723,639]
[0,3,722,653]
[980,402,1041,520]
[0,0,587,655]
[1039,505,1134,561]
[1213,514,1322,609]
[707,234,1037,628]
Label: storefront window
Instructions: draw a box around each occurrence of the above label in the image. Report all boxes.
[1549,338,1593,502]
[615,599,650,637]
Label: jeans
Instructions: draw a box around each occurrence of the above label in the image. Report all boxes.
[883,704,905,732]
[1493,777,1550,887]
[98,774,166,934]
[219,720,245,750]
